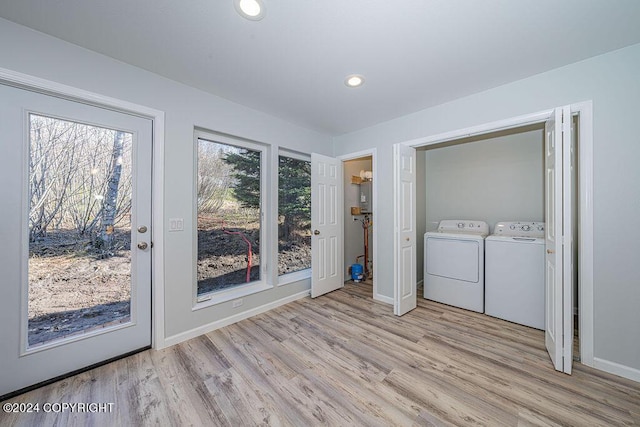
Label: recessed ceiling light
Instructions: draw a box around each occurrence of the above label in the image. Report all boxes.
[345,74,365,88]
[234,0,265,21]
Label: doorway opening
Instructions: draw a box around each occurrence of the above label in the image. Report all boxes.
[393,102,594,373]
[339,150,381,302]
[415,120,581,360]
[0,81,155,398]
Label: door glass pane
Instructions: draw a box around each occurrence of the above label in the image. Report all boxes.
[278,155,311,275]
[197,139,261,295]
[28,114,132,347]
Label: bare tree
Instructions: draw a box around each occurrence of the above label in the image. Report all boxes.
[28,115,133,250]
[28,116,78,240]
[197,141,233,214]
[99,131,125,249]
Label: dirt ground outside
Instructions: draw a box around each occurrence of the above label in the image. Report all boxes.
[28,230,131,346]
[27,210,311,346]
[197,211,311,295]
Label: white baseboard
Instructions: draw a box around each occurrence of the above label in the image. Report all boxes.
[593,357,640,383]
[161,290,310,348]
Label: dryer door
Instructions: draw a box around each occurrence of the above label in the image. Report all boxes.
[426,237,480,283]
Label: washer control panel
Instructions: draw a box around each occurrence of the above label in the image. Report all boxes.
[437,220,489,236]
[494,221,544,238]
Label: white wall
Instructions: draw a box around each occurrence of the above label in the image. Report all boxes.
[343,158,372,277]
[334,43,640,374]
[423,128,544,231]
[0,18,333,344]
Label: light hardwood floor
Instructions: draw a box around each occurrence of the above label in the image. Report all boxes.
[2,283,639,426]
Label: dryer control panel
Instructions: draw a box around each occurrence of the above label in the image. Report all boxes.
[493,221,544,238]
[437,220,489,236]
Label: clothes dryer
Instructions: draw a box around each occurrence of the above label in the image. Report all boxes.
[424,220,488,313]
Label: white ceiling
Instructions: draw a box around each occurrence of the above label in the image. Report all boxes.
[1,1,640,135]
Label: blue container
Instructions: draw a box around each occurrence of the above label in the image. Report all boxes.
[351,264,364,282]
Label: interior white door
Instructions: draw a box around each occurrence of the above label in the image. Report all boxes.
[561,106,574,375]
[393,144,417,316]
[310,153,343,298]
[544,106,573,374]
[0,84,152,397]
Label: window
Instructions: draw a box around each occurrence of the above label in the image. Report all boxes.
[27,114,134,346]
[278,154,311,277]
[196,136,264,297]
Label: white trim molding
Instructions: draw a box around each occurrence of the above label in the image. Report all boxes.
[593,358,640,383]
[164,290,310,348]
[0,67,167,350]
[401,109,554,148]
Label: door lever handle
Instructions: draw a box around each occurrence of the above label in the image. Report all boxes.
[547,249,555,254]
[314,230,320,235]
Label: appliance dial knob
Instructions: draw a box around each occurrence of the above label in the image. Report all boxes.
[522,225,531,231]
[510,224,516,230]
[457,222,464,228]
[469,223,474,228]
[538,225,544,231]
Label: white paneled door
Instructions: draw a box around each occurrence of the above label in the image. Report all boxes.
[310,153,343,298]
[544,106,573,374]
[0,84,152,397]
[393,144,417,316]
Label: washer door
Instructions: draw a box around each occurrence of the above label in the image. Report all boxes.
[426,237,480,283]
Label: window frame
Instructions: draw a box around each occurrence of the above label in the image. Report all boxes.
[193,129,270,309]
[277,149,312,286]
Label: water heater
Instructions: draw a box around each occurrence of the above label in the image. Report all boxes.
[359,181,372,213]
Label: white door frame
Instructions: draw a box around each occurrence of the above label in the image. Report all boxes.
[397,102,594,368]
[0,67,167,350]
[338,148,383,303]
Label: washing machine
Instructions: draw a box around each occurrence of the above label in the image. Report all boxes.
[485,221,545,329]
[424,220,489,313]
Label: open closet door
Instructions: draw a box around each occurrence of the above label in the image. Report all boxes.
[544,106,573,374]
[310,153,344,298]
[393,144,417,316]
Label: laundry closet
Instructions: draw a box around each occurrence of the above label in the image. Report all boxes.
[416,123,579,345]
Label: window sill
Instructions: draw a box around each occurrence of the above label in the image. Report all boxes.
[277,268,311,287]
[193,281,272,310]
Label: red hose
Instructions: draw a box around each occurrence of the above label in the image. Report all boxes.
[216,219,253,283]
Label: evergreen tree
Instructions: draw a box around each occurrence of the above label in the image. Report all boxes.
[278,156,311,236]
[223,150,310,235]
[224,149,261,209]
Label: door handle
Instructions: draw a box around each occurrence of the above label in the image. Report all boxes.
[138,242,149,250]
[314,230,320,235]
[547,249,554,254]
[138,225,148,233]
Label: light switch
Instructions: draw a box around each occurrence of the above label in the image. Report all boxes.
[169,218,184,231]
